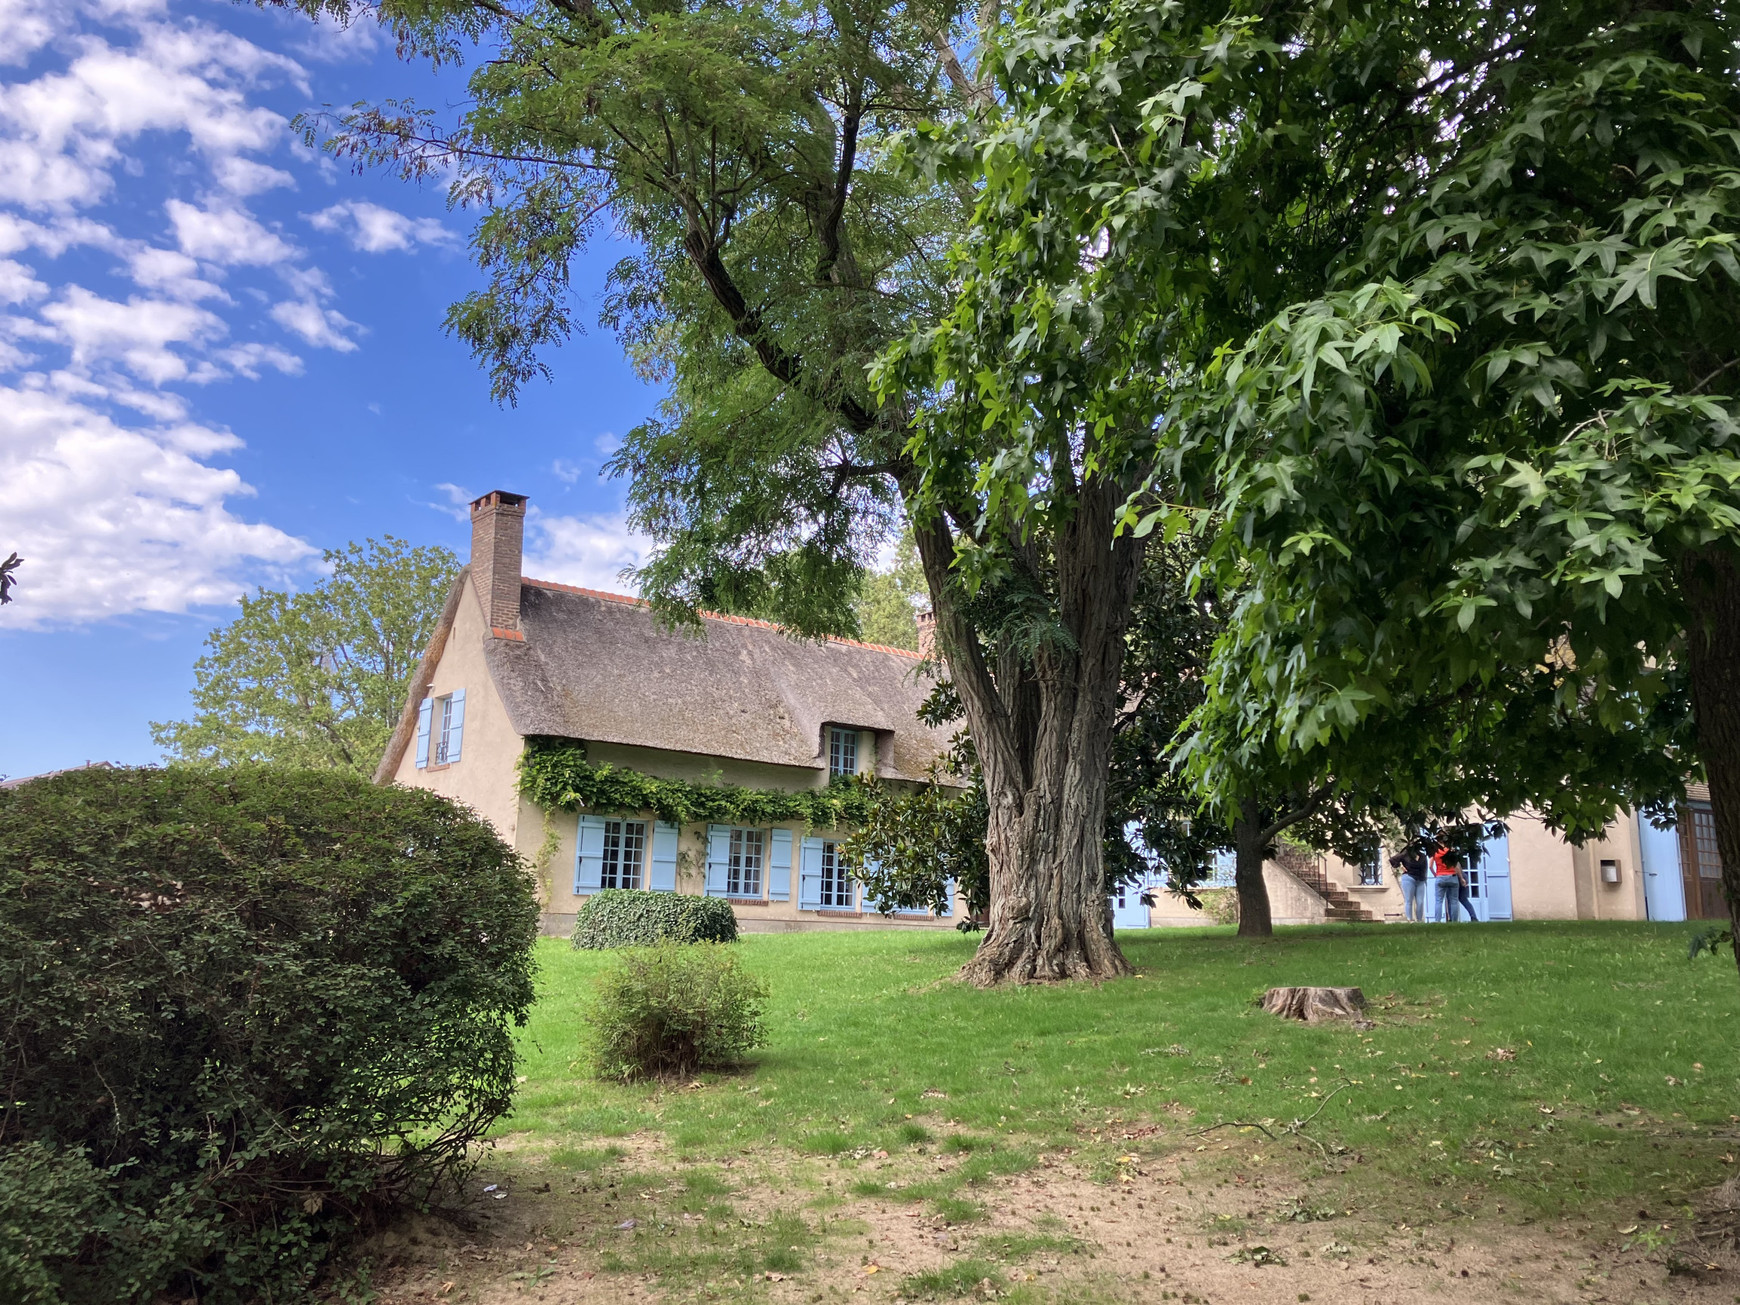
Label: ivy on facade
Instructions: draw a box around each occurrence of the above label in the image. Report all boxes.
[517,736,880,829]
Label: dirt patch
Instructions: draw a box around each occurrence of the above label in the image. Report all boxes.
[336,1134,1734,1304]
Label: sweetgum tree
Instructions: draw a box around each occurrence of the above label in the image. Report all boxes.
[891,0,1709,940]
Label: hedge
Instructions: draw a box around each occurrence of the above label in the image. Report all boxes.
[0,765,540,1304]
[571,888,739,948]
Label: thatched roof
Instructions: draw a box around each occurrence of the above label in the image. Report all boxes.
[378,573,954,784]
[491,581,948,780]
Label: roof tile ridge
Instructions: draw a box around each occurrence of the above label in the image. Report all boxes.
[520,576,923,659]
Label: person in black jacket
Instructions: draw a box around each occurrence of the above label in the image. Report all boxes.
[1388,843,1430,922]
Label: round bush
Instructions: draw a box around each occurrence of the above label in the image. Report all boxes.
[571,888,739,948]
[0,765,540,1304]
[587,943,768,1081]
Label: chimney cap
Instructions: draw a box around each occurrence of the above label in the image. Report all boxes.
[470,490,527,513]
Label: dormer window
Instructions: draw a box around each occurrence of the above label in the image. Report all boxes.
[828,727,858,778]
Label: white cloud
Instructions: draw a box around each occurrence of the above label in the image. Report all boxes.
[551,458,584,484]
[216,341,302,379]
[0,22,300,212]
[212,155,294,197]
[523,509,649,596]
[0,0,64,68]
[428,481,474,522]
[124,246,224,301]
[166,199,296,266]
[308,199,455,253]
[0,383,313,628]
[39,285,225,384]
[269,296,358,351]
[0,257,46,304]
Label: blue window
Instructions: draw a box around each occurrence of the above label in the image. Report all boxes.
[415,688,465,767]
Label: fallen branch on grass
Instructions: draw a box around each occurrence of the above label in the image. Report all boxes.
[1188,1080,1354,1159]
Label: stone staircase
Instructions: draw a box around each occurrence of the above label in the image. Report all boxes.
[1274,846,1378,922]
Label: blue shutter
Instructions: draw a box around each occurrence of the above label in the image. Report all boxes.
[799,836,823,909]
[937,878,954,917]
[414,697,433,768]
[444,688,466,763]
[574,814,606,894]
[768,828,793,901]
[649,821,679,892]
[705,825,731,897]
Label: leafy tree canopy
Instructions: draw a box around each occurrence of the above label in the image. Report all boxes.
[153,537,458,775]
[278,0,978,638]
[852,525,927,649]
[896,0,1714,861]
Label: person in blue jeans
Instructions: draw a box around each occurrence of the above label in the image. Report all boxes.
[1431,846,1463,922]
[1389,845,1429,922]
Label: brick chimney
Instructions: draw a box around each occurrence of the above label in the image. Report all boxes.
[915,609,938,662]
[470,490,527,635]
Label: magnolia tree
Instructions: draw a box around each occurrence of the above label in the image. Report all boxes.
[890,0,1714,945]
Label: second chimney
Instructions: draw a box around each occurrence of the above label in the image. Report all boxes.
[915,609,938,663]
[470,490,527,634]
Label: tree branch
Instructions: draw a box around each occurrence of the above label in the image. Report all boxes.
[680,226,879,434]
[816,89,863,285]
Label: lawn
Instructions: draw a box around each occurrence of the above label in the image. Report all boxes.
[502,920,1740,1221]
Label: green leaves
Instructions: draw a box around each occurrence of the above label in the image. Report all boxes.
[518,737,881,829]
[152,537,458,775]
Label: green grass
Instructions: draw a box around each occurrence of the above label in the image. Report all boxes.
[899,1258,1005,1298]
[504,921,1740,1218]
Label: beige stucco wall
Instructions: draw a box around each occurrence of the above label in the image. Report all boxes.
[1503,812,1647,921]
[1145,864,1328,928]
[517,738,956,936]
[1319,852,1407,919]
[1310,813,1653,923]
[389,581,526,847]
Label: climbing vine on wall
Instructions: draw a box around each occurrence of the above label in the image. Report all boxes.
[517,736,880,828]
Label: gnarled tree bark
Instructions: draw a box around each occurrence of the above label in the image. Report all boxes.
[913,482,1144,984]
[1680,544,1740,978]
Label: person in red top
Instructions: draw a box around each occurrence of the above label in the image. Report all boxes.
[1431,846,1464,922]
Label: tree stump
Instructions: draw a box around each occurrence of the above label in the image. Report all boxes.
[1261,986,1367,1023]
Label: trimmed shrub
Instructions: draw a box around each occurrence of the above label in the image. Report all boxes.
[571,888,739,948]
[587,943,768,1081]
[0,765,540,1304]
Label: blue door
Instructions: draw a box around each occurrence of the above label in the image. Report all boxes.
[1477,833,1513,921]
[1638,814,1687,922]
[1110,880,1150,929]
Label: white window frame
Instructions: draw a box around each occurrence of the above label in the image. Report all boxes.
[728,828,765,898]
[602,819,647,890]
[818,840,853,909]
[828,727,858,779]
[434,694,459,764]
[1357,847,1383,886]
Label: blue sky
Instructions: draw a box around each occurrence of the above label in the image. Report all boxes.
[0,1,664,778]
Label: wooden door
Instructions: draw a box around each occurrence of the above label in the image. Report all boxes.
[1678,802,1729,920]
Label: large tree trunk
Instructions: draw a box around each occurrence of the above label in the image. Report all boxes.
[912,482,1143,984]
[1680,544,1740,978]
[1232,811,1273,938]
